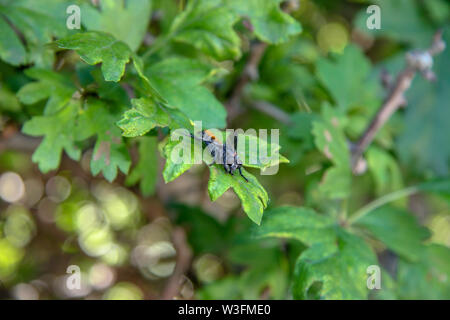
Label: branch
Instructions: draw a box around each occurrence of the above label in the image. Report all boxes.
[226,0,299,123]
[249,100,293,125]
[226,41,267,121]
[351,30,446,174]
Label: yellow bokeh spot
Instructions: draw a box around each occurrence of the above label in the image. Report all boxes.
[317,22,349,53]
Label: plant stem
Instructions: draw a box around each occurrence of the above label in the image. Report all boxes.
[348,185,420,225]
[350,30,446,174]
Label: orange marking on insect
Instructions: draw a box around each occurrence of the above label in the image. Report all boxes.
[204,129,216,140]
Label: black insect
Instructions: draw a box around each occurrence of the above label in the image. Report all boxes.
[190,130,248,182]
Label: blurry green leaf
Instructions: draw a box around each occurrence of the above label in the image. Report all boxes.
[56,31,133,82]
[0,17,26,66]
[293,229,377,300]
[169,0,241,61]
[146,57,227,129]
[228,242,289,299]
[81,0,152,51]
[397,31,450,176]
[17,68,76,114]
[367,146,403,195]
[228,0,301,44]
[397,244,450,299]
[316,45,379,112]
[0,0,70,66]
[312,116,351,199]
[208,166,268,225]
[0,239,24,279]
[76,99,131,182]
[354,0,436,47]
[0,85,21,112]
[196,276,241,300]
[357,206,431,261]
[252,206,337,246]
[126,136,158,196]
[22,99,81,173]
[173,204,228,254]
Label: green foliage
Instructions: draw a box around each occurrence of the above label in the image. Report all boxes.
[55,31,134,82]
[312,109,351,199]
[76,99,131,182]
[81,0,152,51]
[0,0,69,67]
[293,230,377,300]
[0,0,449,301]
[208,166,268,225]
[356,206,430,261]
[22,99,81,172]
[397,32,450,176]
[169,0,241,61]
[145,57,227,128]
[316,45,379,112]
[125,136,158,196]
[227,0,302,44]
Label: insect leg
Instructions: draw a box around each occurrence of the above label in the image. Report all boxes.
[222,144,230,173]
[238,167,249,182]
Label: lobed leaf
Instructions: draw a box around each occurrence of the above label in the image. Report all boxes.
[170,0,241,61]
[228,0,302,44]
[208,166,268,225]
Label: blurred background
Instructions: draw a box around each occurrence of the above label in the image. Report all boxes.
[0,0,449,300]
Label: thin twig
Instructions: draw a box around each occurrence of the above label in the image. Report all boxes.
[226,0,299,123]
[249,100,293,125]
[226,42,267,121]
[351,30,446,174]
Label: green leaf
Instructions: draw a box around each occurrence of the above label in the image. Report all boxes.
[81,0,152,51]
[169,0,241,61]
[228,0,301,43]
[173,204,229,254]
[76,99,131,182]
[0,0,70,66]
[397,244,450,299]
[227,242,289,299]
[55,31,133,82]
[0,17,26,66]
[161,135,195,183]
[0,85,21,112]
[117,97,170,137]
[126,136,158,196]
[145,57,227,129]
[356,206,431,261]
[312,116,351,199]
[22,99,81,172]
[234,132,290,170]
[208,166,268,225]
[17,68,76,114]
[316,45,379,112]
[366,146,404,196]
[252,206,337,246]
[397,31,450,176]
[354,0,436,48]
[293,229,377,300]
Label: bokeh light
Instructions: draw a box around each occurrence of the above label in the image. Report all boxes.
[0,172,25,203]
